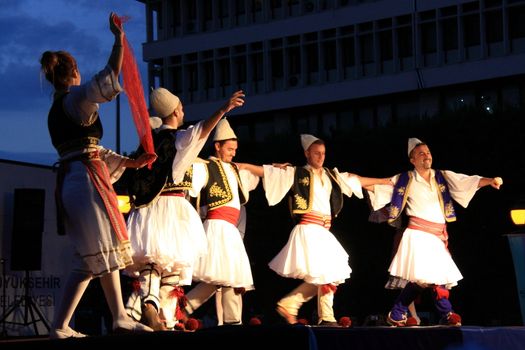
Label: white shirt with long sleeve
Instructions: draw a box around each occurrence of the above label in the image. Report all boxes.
[126,122,208,284]
[368,169,482,288]
[263,165,363,286]
[191,160,260,289]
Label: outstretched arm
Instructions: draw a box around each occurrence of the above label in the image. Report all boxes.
[358,176,393,191]
[200,90,245,140]
[478,176,503,190]
[235,162,264,177]
[108,12,124,76]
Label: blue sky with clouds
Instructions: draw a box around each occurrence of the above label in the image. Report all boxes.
[0,0,147,165]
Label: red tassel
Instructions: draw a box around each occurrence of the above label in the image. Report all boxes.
[433,285,450,300]
[168,286,188,321]
[320,284,337,295]
[234,287,246,295]
[169,286,185,299]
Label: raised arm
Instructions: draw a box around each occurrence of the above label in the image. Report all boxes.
[108,12,124,76]
[200,90,245,140]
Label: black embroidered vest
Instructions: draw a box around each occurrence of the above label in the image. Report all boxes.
[128,129,192,208]
[201,158,247,209]
[47,92,102,156]
[290,166,343,219]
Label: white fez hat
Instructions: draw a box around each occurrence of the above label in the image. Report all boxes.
[301,134,320,151]
[408,137,424,157]
[150,87,180,118]
[213,118,237,141]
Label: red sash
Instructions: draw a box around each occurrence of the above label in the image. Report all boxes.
[407,216,448,247]
[82,156,129,242]
[299,211,332,229]
[206,206,240,226]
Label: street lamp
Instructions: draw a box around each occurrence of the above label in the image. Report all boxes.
[510,201,525,226]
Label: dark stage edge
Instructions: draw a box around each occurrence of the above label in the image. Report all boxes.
[1,325,525,350]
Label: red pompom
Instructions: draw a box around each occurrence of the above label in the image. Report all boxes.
[173,323,186,331]
[249,317,262,325]
[297,318,309,325]
[447,312,462,326]
[338,316,352,328]
[406,316,420,327]
[185,317,201,331]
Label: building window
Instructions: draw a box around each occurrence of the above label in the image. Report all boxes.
[217,48,231,97]
[235,0,246,26]
[485,9,504,57]
[152,1,163,41]
[250,0,264,23]
[378,29,393,74]
[463,11,481,60]
[322,39,337,81]
[420,20,437,67]
[270,39,284,91]
[270,0,284,20]
[202,0,213,31]
[169,0,180,38]
[184,0,197,34]
[286,36,301,88]
[286,0,300,17]
[186,64,198,102]
[396,15,414,71]
[359,32,375,76]
[218,0,229,28]
[202,60,214,99]
[234,55,247,91]
[509,5,525,53]
[441,16,459,64]
[250,42,264,93]
[341,27,356,79]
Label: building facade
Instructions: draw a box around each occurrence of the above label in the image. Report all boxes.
[137,0,525,141]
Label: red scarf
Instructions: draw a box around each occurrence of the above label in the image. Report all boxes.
[117,15,155,162]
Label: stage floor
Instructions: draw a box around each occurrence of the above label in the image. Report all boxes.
[1,325,525,350]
